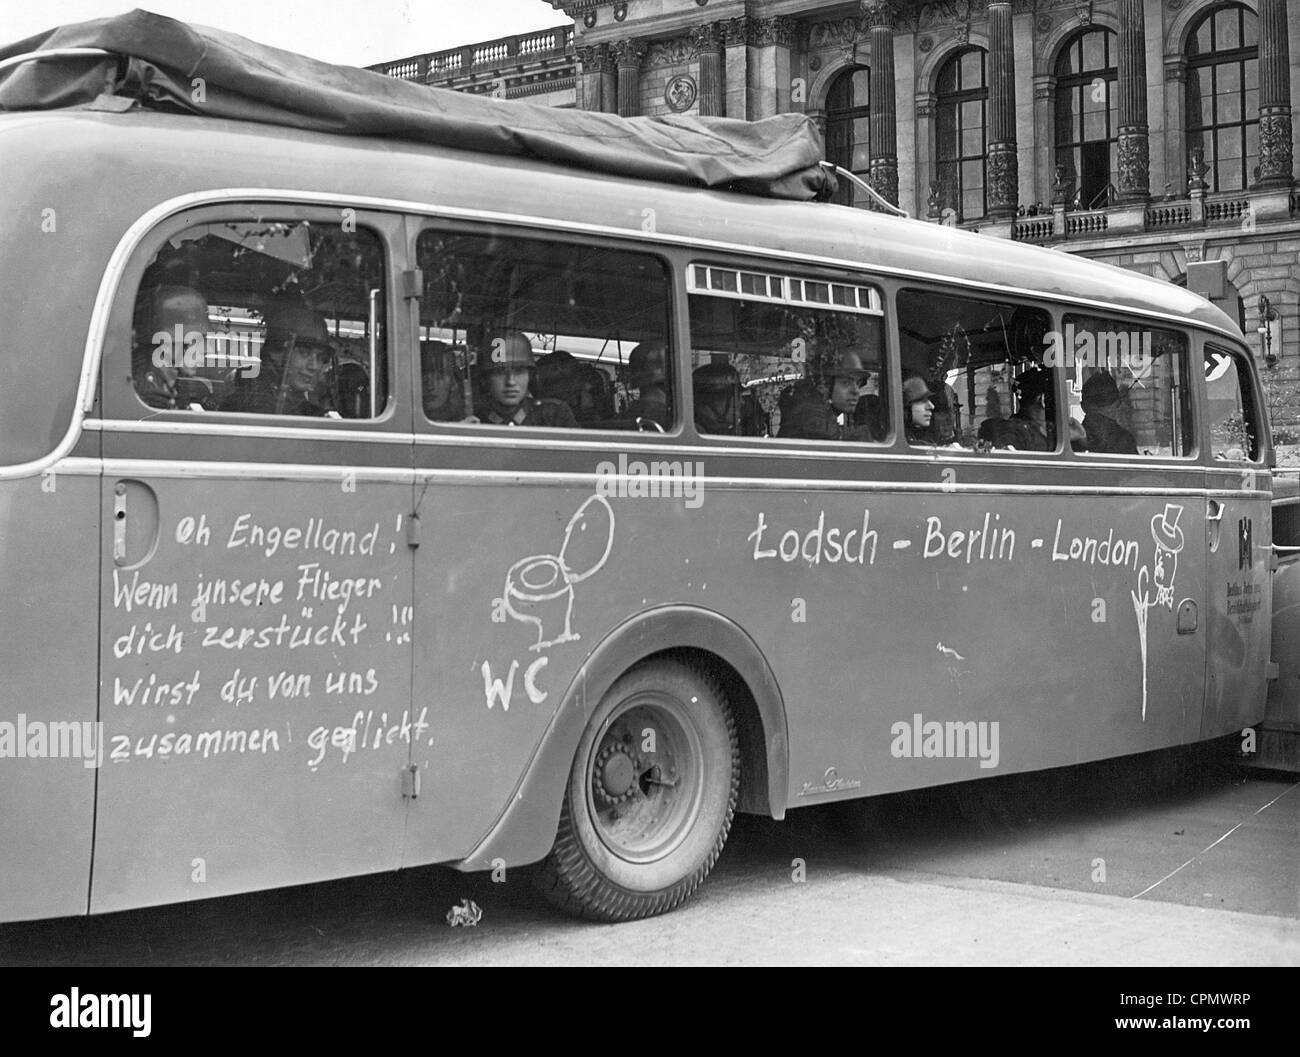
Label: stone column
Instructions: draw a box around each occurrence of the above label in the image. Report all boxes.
[723,16,749,119]
[690,23,725,117]
[915,93,937,218]
[1163,57,1187,197]
[576,44,616,113]
[1257,0,1295,187]
[749,16,795,120]
[613,39,646,118]
[1116,0,1151,201]
[986,1,1019,218]
[863,2,898,207]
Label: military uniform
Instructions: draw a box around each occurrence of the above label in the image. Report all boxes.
[478,396,578,428]
[220,382,327,417]
[779,398,876,442]
[1083,411,1137,454]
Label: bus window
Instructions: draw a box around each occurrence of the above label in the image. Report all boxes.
[131,220,388,418]
[1063,315,1194,458]
[896,289,1054,451]
[686,264,887,441]
[415,229,671,430]
[1205,343,1262,462]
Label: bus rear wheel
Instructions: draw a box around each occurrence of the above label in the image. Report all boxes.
[537,657,739,921]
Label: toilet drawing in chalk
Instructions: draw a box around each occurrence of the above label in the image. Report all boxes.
[502,494,615,652]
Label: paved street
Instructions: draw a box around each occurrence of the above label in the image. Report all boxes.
[2,746,1296,966]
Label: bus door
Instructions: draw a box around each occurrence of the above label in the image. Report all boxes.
[1202,342,1271,738]
[91,211,417,913]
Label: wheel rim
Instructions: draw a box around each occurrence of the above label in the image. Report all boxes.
[584,692,705,865]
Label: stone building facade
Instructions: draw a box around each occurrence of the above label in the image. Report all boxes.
[374,1,1300,438]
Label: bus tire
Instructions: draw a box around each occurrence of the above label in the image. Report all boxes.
[537,656,739,921]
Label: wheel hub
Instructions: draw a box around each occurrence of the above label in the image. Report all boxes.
[593,743,640,805]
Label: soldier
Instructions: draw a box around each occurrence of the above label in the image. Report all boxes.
[221,300,332,416]
[903,374,937,444]
[693,361,742,436]
[624,341,670,430]
[474,331,578,428]
[779,351,877,442]
[1080,371,1138,454]
[979,365,1053,451]
[133,285,209,409]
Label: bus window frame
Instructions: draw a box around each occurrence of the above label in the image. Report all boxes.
[683,253,894,449]
[1200,335,1270,467]
[103,202,405,432]
[409,217,682,439]
[1058,309,1200,463]
[890,283,1064,457]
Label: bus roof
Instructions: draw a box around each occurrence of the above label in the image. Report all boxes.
[0,9,831,202]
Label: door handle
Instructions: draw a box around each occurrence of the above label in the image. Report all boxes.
[1206,499,1225,523]
[113,483,128,561]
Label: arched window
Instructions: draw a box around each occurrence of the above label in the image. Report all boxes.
[825,67,870,208]
[935,47,988,222]
[1055,27,1118,209]
[1186,3,1259,192]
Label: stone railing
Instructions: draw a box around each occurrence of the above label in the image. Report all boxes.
[1005,187,1294,244]
[1011,216,1053,242]
[1065,210,1108,236]
[371,25,573,85]
[1145,202,1195,229]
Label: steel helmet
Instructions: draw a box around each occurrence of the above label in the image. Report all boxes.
[823,350,868,383]
[693,361,739,393]
[628,341,667,388]
[1014,364,1053,404]
[263,300,330,349]
[902,375,934,405]
[482,331,535,372]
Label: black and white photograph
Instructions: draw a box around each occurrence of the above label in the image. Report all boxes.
[0,0,1296,1010]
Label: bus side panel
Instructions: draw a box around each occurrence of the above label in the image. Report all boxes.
[1203,473,1271,738]
[402,480,1210,865]
[90,465,414,914]
[721,488,1208,799]
[0,473,100,922]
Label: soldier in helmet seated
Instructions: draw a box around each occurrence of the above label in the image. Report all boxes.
[221,299,333,417]
[693,361,742,436]
[474,331,578,428]
[778,351,878,442]
[624,341,670,431]
[978,365,1054,451]
[133,284,212,410]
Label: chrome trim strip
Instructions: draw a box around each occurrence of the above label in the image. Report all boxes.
[57,456,1269,498]
[87,418,413,444]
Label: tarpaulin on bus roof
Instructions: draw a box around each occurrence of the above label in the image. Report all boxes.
[0,9,836,202]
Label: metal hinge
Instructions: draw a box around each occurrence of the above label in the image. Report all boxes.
[1266,661,1280,681]
[401,764,421,799]
[406,513,421,549]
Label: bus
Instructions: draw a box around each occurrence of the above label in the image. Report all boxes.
[0,15,1276,924]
